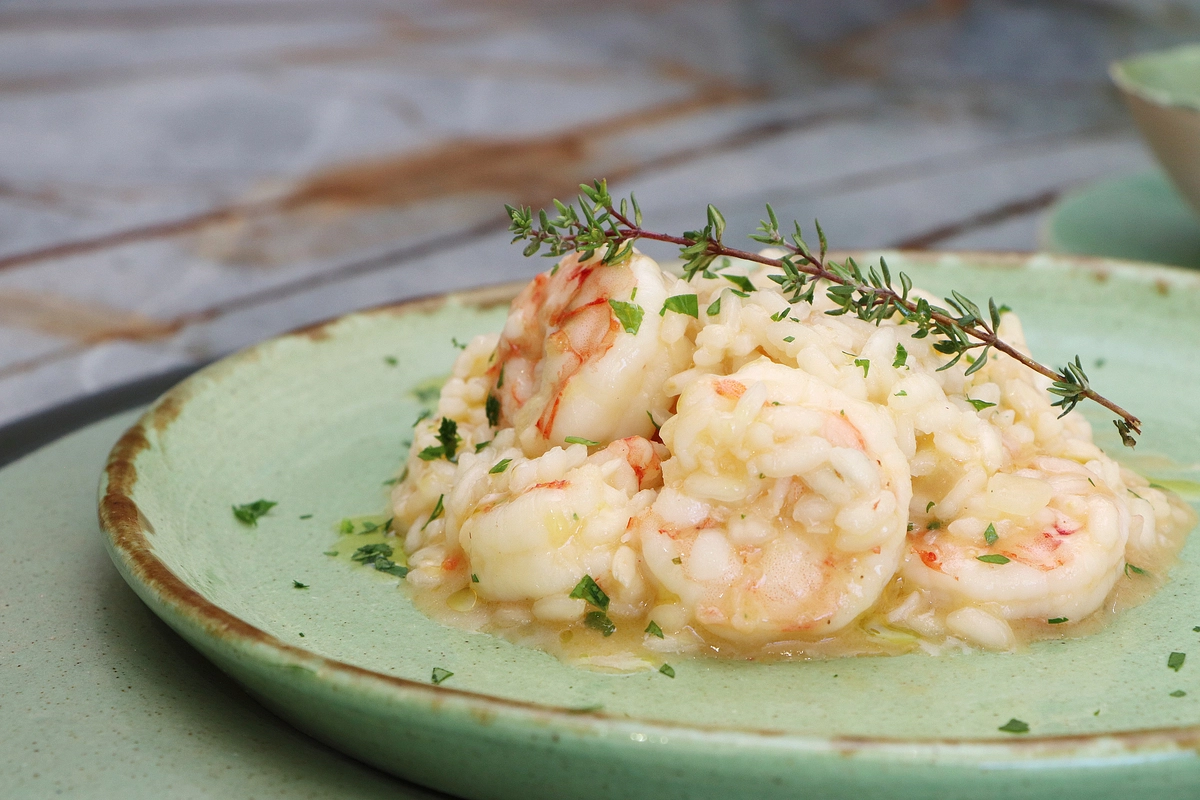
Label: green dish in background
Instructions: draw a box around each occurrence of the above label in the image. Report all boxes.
[1042,171,1200,270]
[98,256,1200,800]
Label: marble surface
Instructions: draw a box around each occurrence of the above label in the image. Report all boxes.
[2,0,1199,426]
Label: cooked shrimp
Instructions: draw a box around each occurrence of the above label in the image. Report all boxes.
[489,250,691,457]
[437,436,664,620]
[902,456,1132,632]
[637,359,912,643]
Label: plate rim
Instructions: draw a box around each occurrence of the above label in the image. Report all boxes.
[98,250,1200,764]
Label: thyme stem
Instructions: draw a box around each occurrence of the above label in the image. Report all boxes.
[507,182,1141,445]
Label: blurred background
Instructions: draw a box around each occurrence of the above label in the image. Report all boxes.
[2,0,1200,427]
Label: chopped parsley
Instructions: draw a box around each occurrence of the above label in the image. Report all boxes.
[706,297,721,316]
[474,440,491,452]
[926,501,936,513]
[412,408,432,427]
[783,336,795,343]
[672,556,682,565]
[384,356,398,366]
[646,411,660,433]
[723,274,755,293]
[496,364,505,388]
[569,575,610,610]
[451,337,467,350]
[608,299,644,335]
[323,550,338,557]
[299,514,313,520]
[645,620,665,639]
[926,520,942,530]
[351,543,392,563]
[293,580,309,589]
[233,499,276,527]
[1125,563,1148,577]
[431,667,454,685]
[659,664,676,678]
[471,573,479,583]
[998,718,1029,734]
[984,523,998,546]
[660,294,699,318]
[421,495,445,531]
[565,436,600,447]
[894,390,907,397]
[1048,617,1068,624]
[770,307,790,322]
[418,445,445,461]
[977,554,1010,564]
[412,385,441,403]
[584,611,616,637]
[1171,690,1187,697]
[438,417,460,461]
[853,358,870,377]
[893,344,908,368]
[489,458,512,474]
[967,397,997,411]
[338,518,355,535]
[486,393,500,427]
[1169,652,1186,672]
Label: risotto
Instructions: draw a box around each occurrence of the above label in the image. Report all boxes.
[386,250,1195,666]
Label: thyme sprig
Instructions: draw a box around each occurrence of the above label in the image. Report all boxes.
[506,181,1140,445]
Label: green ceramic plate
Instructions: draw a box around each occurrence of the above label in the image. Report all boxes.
[99,253,1200,800]
[1042,171,1200,270]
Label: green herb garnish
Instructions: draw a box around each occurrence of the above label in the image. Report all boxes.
[471,573,479,583]
[893,343,908,368]
[659,664,676,678]
[706,296,721,316]
[646,411,660,434]
[569,575,610,610]
[565,436,600,447]
[1126,563,1148,577]
[723,273,755,293]
[1048,617,1068,624]
[421,495,445,531]
[770,307,790,322]
[672,556,682,564]
[645,620,665,638]
[293,580,309,589]
[431,667,454,685]
[782,335,795,343]
[977,554,1010,564]
[417,445,445,461]
[352,543,393,563]
[299,514,313,520]
[984,523,998,546]
[853,358,870,377]
[413,409,431,427]
[1169,652,1186,672]
[927,520,942,530]
[489,458,512,474]
[475,440,491,452]
[384,356,398,366]
[584,611,616,636]
[438,417,460,461]
[998,718,1029,734]
[608,299,644,335]
[660,294,699,318]
[895,390,907,396]
[233,499,276,527]
[338,518,355,535]
[968,397,997,411]
[485,393,501,428]
[926,501,936,513]
[1171,690,1187,697]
